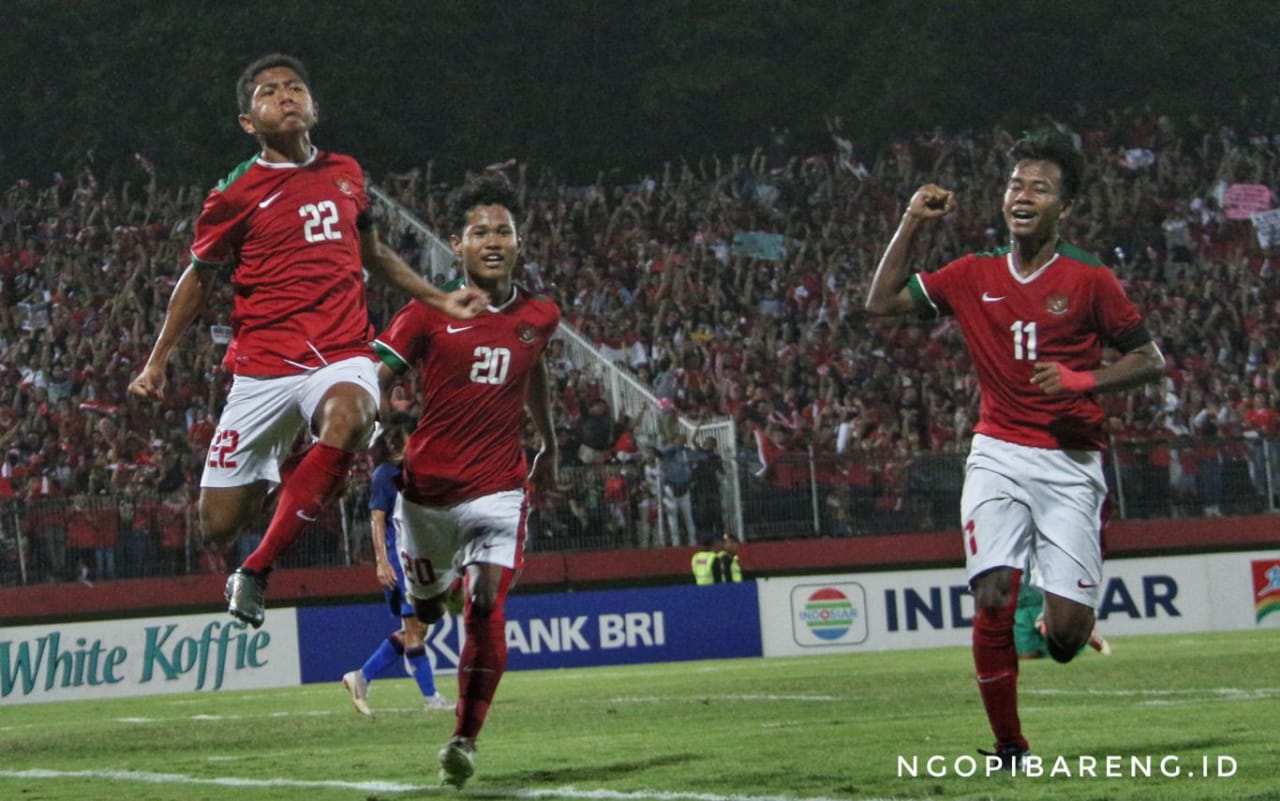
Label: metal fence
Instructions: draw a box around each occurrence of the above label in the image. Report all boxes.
[3,436,1275,587]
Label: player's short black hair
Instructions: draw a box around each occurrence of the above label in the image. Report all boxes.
[237,53,311,114]
[446,176,523,235]
[370,425,407,463]
[1008,129,1085,202]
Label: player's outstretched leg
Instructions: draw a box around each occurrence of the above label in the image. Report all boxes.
[972,568,1030,766]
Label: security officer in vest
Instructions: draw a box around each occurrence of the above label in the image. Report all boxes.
[691,538,721,585]
[717,534,743,583]
[692,534,743,585]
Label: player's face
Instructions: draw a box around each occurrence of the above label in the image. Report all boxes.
[238,66,317,138]
[452,204,520,293]
[1002,159,1071,242]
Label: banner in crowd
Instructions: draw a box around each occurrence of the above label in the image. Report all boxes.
[0,613,300,705]
[1251,208,1280,248]
[1223,183,1273,220]
[755,550,1280,657]
[730,231,786,261]
[296,582,762,683]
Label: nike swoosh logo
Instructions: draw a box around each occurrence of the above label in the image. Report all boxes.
[295,510,318,522]
[258,191,284,209]
[981,292,1005,302]
[1077,579,1098,589]
[446,324,475,334]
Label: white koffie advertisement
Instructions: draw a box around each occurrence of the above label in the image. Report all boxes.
[0,612,300,705]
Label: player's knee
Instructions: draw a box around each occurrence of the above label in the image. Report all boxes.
[401,617,427,646]
[469,586,499,618]
[1046,632,1084,663]
[198,499,247,550]
[317,390,377,450]
[412,595,445,625]
[972,572,1016,611]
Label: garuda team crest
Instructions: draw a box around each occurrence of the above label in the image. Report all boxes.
[516,323,536,345]
[1046,293,1070,315]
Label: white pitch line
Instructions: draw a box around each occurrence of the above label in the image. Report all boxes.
[1023,687,1279,698]
[0,768,905,801]
[608,694,840,704]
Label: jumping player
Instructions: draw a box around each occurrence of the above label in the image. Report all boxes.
[128,53,487,628]
[372,176,559,788]
[865,130,1164,766]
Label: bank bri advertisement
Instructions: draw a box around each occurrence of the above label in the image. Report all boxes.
[298,582,762,683]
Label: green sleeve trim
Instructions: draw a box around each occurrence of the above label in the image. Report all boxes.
[372,340,410,373]
[906,274,941,320]
[1058,240,1104,266]
[189,253,227,271]
[214,156,258,192]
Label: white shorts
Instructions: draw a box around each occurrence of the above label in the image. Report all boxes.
[393,488,528,600]
[961,434,1106,607]
[200,357,379,488]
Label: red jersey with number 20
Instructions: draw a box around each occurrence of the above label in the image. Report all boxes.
[909,242,1151,451]
[373,285,560,507]
[190,149,374,377]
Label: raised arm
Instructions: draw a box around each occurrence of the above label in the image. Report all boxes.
[864,183,956,317]
[359,221,487,318]
[128,263,218,400]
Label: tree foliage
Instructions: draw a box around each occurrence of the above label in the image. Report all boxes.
[2,0,1277,188]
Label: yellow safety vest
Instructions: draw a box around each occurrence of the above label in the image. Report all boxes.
[691,550,717,585]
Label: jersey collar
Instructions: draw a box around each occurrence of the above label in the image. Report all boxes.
[255,145,318,169]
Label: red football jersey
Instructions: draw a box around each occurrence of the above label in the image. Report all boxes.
[190,149,374,376]
[374,286,561,506]
[910,242,1151,450]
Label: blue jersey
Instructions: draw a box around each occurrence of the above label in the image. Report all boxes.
[369,460,413,618]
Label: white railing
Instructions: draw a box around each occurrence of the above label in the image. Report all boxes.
[368,184,458,281]
[554,325,743,541]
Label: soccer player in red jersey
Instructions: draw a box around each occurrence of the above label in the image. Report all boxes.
[865,130,1165,767]
[372,176,559,788]
[128,54,486,628]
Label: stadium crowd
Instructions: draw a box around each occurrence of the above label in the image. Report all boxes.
[2,106,1279,583]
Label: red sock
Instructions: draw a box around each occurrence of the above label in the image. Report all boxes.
[973,569,1028,751]
[241,442,354,573]
[455,569,514,740]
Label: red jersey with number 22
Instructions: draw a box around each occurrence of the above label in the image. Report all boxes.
[374,285,560,507]
[190,149,374,377]
[909,242,1151,450]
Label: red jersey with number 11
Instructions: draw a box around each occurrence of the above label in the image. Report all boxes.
[190,149,374,377]
[908,242,1152,450]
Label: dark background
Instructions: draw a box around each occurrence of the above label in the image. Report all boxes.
[4,0,1279,187]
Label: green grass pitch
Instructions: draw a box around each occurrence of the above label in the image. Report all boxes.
[2,630,1277,801]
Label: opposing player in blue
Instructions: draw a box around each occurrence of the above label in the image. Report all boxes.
[342,427,451,714]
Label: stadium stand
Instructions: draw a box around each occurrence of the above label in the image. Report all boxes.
[1,108,1277,586]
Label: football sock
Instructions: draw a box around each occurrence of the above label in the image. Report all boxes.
[242,442,354,573]
[973,570,1028,751]
[405,645,437,697]
[360,631,405,682]
[455,569,514,740]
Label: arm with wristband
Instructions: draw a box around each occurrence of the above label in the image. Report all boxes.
[1031,341,1164,395]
